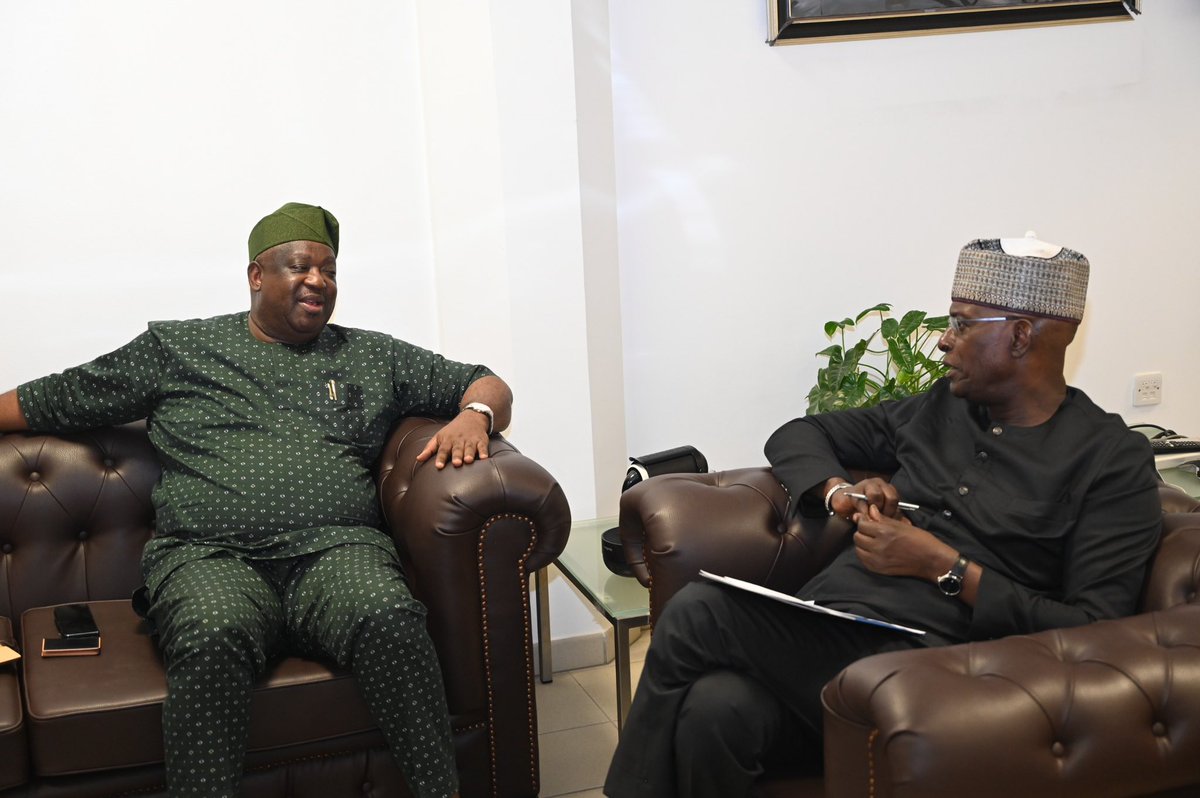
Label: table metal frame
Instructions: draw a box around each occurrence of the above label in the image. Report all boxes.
[534,517,649,731]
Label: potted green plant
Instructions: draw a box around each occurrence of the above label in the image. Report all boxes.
[806,303,949,414]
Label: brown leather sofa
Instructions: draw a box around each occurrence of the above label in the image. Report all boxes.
[618,468,1200,798]
[0,417,570,798]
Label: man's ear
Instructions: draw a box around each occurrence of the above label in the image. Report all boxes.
[247,260,263,291]
[1009,319,1034,358]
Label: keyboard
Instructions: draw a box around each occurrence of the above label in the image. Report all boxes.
[1150,437,1200,454]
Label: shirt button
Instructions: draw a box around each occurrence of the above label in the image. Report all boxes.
[976,451,988,462]
[991,425,1003,436]
[958,485,970,496]
[943,509,953,519]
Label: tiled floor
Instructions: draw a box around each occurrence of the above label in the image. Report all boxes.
[536,632,649,797]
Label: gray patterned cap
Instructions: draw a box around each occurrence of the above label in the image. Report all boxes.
[952,238,1089,322]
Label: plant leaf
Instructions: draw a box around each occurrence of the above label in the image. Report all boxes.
[855,303,891,324]
[923,314,949,331]
[897,309,926,337]
[887,336,916,371]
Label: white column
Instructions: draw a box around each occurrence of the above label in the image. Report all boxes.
[571,0,628,519]
[414,0,625,520]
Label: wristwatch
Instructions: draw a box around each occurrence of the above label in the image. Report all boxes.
[937,554,970,597]
[462,401,494,435]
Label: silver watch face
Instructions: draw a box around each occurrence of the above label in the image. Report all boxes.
[937,573,963,596]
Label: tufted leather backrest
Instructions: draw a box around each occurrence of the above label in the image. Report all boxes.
[823,604,1200,798]
[0,424,159,641]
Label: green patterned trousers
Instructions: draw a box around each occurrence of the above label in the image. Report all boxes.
[147,544,458,798]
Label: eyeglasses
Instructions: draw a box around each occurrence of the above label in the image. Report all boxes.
[946,315,1023,335]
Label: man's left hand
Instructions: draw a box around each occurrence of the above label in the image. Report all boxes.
[852,504,954,580]
[415,410,491,470]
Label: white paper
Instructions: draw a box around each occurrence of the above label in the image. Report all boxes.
[699,571,925,636]
[0,643,20,665]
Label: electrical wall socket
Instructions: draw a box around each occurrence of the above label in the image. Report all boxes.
[1133,372,1162,406]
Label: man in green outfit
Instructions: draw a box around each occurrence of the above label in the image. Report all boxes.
[0,203,510,798]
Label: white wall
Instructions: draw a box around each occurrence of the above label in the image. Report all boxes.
[1,1,441,375]
[612,2,1200,470]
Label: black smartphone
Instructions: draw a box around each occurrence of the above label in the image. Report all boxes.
[54,604,100,639]
[42,636,101,657]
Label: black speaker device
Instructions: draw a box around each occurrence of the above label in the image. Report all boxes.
[602,446,708,577]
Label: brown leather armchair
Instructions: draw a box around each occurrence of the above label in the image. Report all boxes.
[0,417,570,798]
[618,468,1200,798]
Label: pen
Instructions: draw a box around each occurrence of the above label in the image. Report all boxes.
[844,492,920,511]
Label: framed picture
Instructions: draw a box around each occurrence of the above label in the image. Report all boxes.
[767,0,1140,45]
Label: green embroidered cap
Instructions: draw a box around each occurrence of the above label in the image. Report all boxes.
[248,202,340,261]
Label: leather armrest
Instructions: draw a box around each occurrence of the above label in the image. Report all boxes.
[375,416,570,797]
[0,616,28,791]
[376,417,571,578]
[1143,508,1200,611]
[822,605,1200,798]
[1159,481,1200,515]
[618,467,851,627]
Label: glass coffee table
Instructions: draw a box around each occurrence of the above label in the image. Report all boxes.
[535,517,649,731]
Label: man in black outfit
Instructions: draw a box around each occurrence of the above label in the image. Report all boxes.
[604,235,1162,798]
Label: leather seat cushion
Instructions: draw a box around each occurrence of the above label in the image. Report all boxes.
[21,600,381,777]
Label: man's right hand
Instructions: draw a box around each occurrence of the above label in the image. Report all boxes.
[415,408,491,470]
[825,476,906,520]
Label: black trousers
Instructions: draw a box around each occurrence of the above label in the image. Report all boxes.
[604,581,924,798]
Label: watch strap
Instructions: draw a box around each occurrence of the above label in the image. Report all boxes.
[462,401,494,435]
[823,482,853,516]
